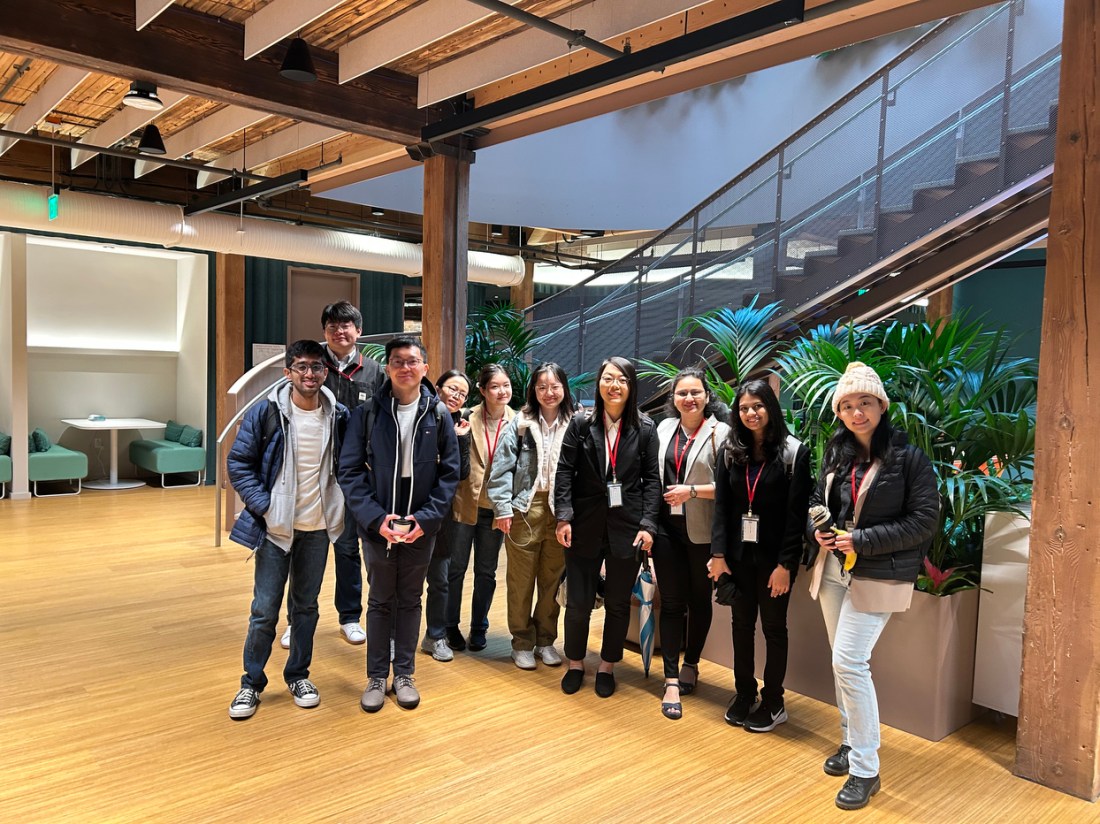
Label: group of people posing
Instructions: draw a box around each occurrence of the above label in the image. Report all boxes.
[226,301,938,812]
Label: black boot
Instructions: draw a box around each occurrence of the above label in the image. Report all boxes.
[445,626,467,651]
[835,775,880,810]
[823,744,851,776]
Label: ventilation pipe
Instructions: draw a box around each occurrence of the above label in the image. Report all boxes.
[0,181,525,286]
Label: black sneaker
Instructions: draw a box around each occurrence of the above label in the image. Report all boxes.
[446,626,467,651]
[823,744,852,776]
[724,694,758,727]
[229,687,260,720]
[467,631,487,652]
[744,702,787,732]
[287,678,320,709]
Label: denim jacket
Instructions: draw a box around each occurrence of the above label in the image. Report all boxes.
[486,410,567,519]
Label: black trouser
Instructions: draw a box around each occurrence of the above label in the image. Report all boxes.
[651,517,714,680]
[730,554,791,709]
[562,546,639,664]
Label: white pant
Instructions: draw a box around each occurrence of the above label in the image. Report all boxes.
[817,552,892,777]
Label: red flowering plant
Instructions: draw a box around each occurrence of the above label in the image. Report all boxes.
[916,558,988,596]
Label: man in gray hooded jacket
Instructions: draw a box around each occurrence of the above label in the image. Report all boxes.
[226,340,349,720]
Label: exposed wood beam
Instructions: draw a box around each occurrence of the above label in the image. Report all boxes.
[417,0,713,107]
[196,122,342,188]
[0,66,89,158]
[244,0,345,61]
[134,105,268,178]
[70,89,187,169]
[421,151,470,372]
[135,0,174,31]
[2,0,427,144]
[340,0,514,85]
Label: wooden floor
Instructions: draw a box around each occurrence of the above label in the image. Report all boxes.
[1,488,1096,823]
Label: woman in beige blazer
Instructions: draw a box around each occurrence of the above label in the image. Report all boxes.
[652,367,730,719]
[444,364,515,652]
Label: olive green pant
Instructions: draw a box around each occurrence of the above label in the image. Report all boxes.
[505,491,565,651]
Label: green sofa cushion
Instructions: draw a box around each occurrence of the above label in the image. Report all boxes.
[129,439,206,474]
[178,425,203,448]
[0,454,11,484]
[0,431,10,456]
[28,445,88,482]
[164,419,185,443]
[30,428,52,453]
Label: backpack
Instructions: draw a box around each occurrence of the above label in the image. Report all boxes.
[573,408,655,468]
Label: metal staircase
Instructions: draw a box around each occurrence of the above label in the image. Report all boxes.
[525,2,1058,383]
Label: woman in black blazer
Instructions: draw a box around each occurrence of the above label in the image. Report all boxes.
[555,356,660,698]
[710,379,812,733]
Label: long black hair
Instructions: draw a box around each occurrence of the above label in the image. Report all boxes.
[522,362,575,423]
[822,403,896,474]
[725,379,789,466]
[661,366,721,419]
[593,356,640,430]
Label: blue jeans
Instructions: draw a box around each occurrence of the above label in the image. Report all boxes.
[364,537,434,678]
[286,510,362,625]
[423,517,455,641]
[445,507,503,635]
[817,552,892,778]
[241,531,329,692]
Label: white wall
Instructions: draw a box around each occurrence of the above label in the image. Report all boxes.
[175,255,208,446]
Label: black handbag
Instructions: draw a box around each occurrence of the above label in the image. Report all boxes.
[713,572,737,606]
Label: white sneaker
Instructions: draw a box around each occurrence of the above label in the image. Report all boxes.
[280,626,291,650]
[535,645,562,666]
[511,649,537,670]
[421,634,454,662]
[341,622,366,645]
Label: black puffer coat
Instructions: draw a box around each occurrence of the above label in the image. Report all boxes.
[805,431,939,583]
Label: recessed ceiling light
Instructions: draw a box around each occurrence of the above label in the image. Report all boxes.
[122,81,164,111]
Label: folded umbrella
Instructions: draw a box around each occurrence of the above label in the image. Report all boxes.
[632,549,657,678]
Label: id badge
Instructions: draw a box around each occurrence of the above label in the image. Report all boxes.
[607,483,623,508]
[741,514,760,543]
[845,520,855,531]
[358,392,367,402]
[670,501,684,516]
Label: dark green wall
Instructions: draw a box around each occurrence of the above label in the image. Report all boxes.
[952,248,1045,361]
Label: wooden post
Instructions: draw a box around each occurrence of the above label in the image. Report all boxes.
[1015,0,1100,801]
[925,286,953,325]
[510,258,536,311]
[421,152,470,372]
[215,253,245,438]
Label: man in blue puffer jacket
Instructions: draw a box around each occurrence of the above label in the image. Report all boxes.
[338,335,460,714]
[225,340,349,721]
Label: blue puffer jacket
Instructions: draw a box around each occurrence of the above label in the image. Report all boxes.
[338,378,461,544]
[227,383,349,551]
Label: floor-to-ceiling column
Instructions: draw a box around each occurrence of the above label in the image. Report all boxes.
[0,233,30,500]
[421,152,470,373]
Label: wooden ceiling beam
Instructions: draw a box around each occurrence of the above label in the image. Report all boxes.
[1,0,428,144]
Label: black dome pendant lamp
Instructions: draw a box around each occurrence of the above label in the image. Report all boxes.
[280,37,317,83]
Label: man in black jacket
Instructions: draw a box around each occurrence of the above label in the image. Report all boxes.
[338,336,460,713]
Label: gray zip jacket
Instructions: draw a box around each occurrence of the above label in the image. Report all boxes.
[486,410,567,519]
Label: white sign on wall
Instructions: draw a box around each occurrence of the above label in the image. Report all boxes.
[252,343,286,366]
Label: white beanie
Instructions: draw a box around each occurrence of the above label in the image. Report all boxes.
[831,361,890,415]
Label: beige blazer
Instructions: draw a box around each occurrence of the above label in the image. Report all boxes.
[452,403,516,525]
[656,415,730,544]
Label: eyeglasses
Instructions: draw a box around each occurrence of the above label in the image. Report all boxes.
[324,322,358,334]
[289,362,326,375]
[536,383,563,394]
[599,376,629,387]
[441,384,469,401]
[675,390,706,399]
[388,358,424,369]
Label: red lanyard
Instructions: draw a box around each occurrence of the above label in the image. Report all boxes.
[850,462,872,511]
[333,352,363,379]
[745,461,768,513]
[605,419,622,482]
[673,422,703,481]
[484,414,505,466]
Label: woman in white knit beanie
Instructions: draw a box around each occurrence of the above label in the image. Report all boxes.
[806,361,938,811]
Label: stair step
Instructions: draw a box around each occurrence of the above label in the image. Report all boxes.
[803,254,841,278]
[1007,131,1048,152]
[880,208,913,224]
[912,184,957,211]
[955,159,998,186]
[836,230,874,257]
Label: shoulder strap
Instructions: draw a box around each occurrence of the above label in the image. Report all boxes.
[781,435,799,480]
[259,400,279,454]
[364,403,378,465]
[435,400,448,460]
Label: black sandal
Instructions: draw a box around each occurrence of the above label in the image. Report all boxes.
[661,681,682,720]
[679,662,699,695]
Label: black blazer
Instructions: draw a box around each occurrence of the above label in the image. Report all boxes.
[554,412,660,560]
[712,443,813,573]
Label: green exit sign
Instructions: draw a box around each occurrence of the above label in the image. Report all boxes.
[47,193,59,221]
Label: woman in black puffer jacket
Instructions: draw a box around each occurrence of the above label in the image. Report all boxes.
[806,362,938,813]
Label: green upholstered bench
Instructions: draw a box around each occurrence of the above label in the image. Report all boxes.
[129,437,206,488]
[28,444,88,497]
[0,454,11,498]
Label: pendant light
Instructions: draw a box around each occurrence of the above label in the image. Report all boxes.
[137,124,166,155]
[122,81,164,111]
[280,37,317,83]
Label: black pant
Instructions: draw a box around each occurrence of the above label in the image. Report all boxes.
[651,518,713,680]
[730,554,791,708]
[364,535,434,679]
[562,547,639,664]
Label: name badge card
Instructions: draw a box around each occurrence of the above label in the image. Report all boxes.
[670,499,683,516]
[607,483,623,508]
[741,514,760,543]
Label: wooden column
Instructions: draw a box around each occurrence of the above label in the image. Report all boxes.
[1015,0,1100,801]
[215,253,246,438]
[925,286,953,325]
[510,258,536,311]
[421,152,470,372]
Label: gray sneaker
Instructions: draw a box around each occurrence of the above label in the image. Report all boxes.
[391,674,420,709]
[511,649,537,670]
[360,677,387,713]
[535,645,562,666]
[421,634,454,662]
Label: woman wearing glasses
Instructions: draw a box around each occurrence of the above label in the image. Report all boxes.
[486,363,575,670]
[445,364,515,652]
[555,357,660,697]
[709,379,811,732]
[651,367,730,719]
[419,370,473,662]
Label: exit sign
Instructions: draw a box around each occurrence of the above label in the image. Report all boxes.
[47,192,59,221]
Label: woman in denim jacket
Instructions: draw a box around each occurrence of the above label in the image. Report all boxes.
[487,363,575,670]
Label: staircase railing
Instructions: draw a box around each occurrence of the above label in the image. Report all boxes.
[526,1,1060,383]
